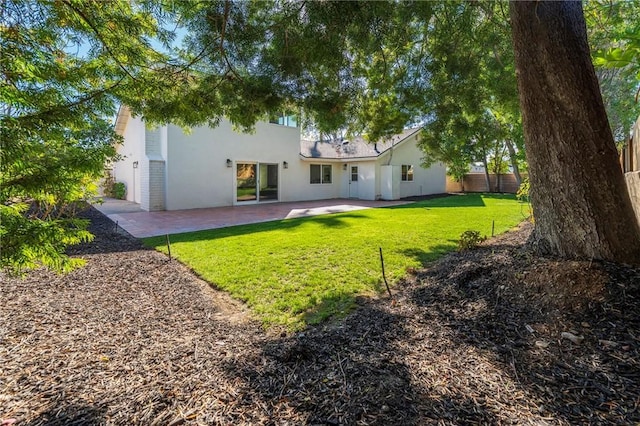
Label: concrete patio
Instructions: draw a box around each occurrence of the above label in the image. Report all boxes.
[93,198,410,238]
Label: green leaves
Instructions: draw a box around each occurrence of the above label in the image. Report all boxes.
[0,203,93,275]
[594,45,640,69]
[0,0,174,274]
[584,0,640,146]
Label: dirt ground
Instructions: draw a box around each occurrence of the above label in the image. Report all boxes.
[1,208,639,425]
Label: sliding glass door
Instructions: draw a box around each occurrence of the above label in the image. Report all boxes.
[236,163,257,202]
[236,162,278,203]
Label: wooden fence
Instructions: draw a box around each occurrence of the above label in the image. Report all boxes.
[446,173,524,194]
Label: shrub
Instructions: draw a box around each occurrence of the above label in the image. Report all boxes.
[101,170,126,199]
[458,230,487,251]
[113,182,126,199]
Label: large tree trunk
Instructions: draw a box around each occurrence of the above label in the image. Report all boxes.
[481,155,492,193]
[510,1,640,265]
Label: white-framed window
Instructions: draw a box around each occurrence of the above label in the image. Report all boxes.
[310,164,332,184]
[401,164,414,181]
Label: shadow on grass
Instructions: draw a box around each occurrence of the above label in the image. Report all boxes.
[144,194,519,248]
[302,292,359,326]
[144,212,371,247]
[211,243,640,424]
[398,243,458,266]
[298,243,458,329]
[389,193,517,211]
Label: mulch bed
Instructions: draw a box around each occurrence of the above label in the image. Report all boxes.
[1,207,639,425]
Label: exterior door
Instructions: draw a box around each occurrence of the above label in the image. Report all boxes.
[236,162,278,203]
[349,165,359,198]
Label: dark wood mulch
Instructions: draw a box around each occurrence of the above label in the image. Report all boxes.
[1,208,638,425]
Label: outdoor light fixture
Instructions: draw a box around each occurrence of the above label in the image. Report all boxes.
[132,161,138,169]
[226,159,232,168]
[343,163,348,170]
[283,161,288,169]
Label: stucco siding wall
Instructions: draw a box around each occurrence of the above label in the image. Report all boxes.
[113,115,144,203]
[165,119,305,210]
[379,135,446,198]
[339,161,376,199]
[290,162,345,201]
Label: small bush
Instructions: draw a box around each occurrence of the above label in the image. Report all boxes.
[101,171,126,199]
[458,230,487,251]
[112,182,126,199]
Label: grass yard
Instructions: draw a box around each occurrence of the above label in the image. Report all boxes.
[144,193,526,329]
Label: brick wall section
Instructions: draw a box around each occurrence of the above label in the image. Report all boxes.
[446,173,523,193]
[140,158,150,211]
[147,160,166,211]
[140,127,166,211]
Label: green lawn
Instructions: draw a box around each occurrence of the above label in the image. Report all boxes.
[144,194,526,329]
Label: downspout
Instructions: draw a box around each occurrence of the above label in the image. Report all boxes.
[385,138,396,166]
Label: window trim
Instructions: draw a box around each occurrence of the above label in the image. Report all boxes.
[310,164,332,184]
[401,164,414,182]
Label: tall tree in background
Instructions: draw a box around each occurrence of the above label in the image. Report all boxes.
[4,0,639,274]
[510,1,640,264]
[416,2,525,189]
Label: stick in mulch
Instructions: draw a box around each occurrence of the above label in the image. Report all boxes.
[114,220,119,234]
[166,234,172,261]
[379,247,393,298]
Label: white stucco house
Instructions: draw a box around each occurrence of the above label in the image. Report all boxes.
[111,106,446,211]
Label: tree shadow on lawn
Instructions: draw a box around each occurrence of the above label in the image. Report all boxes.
[297,243,459,327]
[147,212,372,246]
[388,192,488,210]
[388,193,520,213]
[399,243,458,266]
[212,239,640,424]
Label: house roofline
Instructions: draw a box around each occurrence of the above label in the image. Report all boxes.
[298,154,377,163]
[374,127,422,156]
[114,105,131,137]
[298,127,422,161]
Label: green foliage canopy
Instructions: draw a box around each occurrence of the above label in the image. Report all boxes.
[3,0,637,274]
[1,0,184,273]
[586,0,640,145]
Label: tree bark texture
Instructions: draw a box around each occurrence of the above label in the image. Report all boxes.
[510,1,640,265]
[482,156,492,193]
